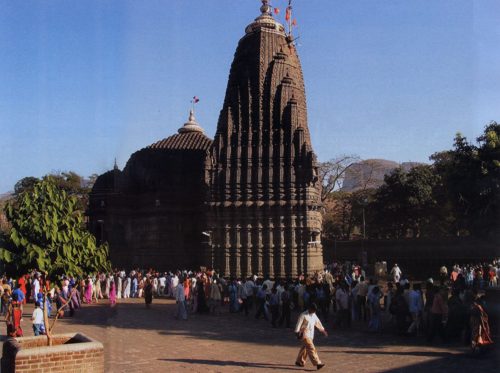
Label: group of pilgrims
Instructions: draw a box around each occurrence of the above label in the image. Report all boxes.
[1,259,497,353]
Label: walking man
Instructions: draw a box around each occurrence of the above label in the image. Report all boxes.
[295,303,327,370]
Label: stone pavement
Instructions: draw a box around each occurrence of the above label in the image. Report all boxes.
[2,299,498,373]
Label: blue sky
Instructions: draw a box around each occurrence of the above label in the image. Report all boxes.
[1,0,499,193]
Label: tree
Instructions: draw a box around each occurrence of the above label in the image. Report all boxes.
[0,177,111,345]
[14,176,39,196]
[0,176,110,277]
[368,165,442,239]
[431,122,500,237]
[47,171,92,210]
[323,189,374,241]
[318,155,360,202]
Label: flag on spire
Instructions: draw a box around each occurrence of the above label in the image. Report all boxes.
[192,96,200,104]
[274,7,280,15]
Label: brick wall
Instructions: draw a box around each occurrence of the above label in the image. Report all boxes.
[1,333,104,373]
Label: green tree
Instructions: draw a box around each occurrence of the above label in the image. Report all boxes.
[0,177,111,345]
[14,176,39,196]
[368,165,443,238]
[431,122,500,237]
[47,171,92,210]
[0,176,111,278]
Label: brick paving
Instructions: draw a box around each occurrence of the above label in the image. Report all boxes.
[2,299,498,372]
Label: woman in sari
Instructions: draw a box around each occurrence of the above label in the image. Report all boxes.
[109,280,117,307]
[144,279,153,308]
[470,295,493,352]
[85,276,93,304]
[123,276,131,298]
[5,298,23,337]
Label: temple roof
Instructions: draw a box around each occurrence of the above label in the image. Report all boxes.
[149,131,212,151]
[148,109,212,151]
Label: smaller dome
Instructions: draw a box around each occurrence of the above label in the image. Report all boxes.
[178,109,204,134]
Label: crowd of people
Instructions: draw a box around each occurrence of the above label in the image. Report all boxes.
[1,259,497,360]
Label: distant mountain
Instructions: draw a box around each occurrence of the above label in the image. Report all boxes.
[341,159,426,192]
[0,192,13,202]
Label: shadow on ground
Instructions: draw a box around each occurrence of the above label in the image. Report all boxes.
[158,358,309,371]
[61,300,481,350]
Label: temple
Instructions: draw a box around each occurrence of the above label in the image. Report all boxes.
[87,111,212,270]
[88,1,323,277]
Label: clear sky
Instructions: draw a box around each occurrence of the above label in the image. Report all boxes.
[1,0,499,193]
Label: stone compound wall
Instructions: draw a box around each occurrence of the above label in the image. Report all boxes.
[1,333,103,373]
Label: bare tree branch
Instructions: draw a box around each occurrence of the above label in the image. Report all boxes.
[318,155,360,202]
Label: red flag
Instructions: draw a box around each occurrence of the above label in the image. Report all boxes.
[292,19,297,26]
[285,7,291,21]
[274,7,280,15]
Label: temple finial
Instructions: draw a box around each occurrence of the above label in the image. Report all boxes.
[113,158,118,170]
[178,108,204,134]
[260,0,271,15]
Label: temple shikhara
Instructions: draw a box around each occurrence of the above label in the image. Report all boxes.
[88,1,323,277]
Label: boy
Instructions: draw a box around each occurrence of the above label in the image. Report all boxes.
[32,301,44,336]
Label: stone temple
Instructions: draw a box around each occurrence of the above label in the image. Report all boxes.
[88,1,323,278]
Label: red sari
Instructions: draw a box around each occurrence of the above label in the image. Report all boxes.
[471,302,493,349]
[18,276,27,304]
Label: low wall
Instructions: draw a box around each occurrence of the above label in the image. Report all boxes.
[1,333,104,373]
[324,238,499,279]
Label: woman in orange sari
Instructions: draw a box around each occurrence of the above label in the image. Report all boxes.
[470,296,493,352]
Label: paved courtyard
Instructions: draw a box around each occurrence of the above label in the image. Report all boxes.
[2,299,498,372]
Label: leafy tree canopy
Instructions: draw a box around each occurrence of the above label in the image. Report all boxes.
[0,177,111,279]
[14,176,39,196]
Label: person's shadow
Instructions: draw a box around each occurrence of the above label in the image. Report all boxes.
[158,358,315,371]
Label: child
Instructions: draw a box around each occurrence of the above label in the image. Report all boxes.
[32,301,44,336]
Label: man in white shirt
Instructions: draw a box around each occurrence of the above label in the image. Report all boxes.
[158,274,166,296]
[294,303,328,370]
[263,278,274,294]
[32,275,41,301]
[390,264,402,283]
[175,281,187,320]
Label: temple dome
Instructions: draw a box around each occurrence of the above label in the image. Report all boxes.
[148,110,211,151]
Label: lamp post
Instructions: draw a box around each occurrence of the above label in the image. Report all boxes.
[97,219,104,245]
[359,197,368,268]
[360,197,368,239]
[202,231,213,269]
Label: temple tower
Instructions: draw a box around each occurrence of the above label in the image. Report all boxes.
[209,1,323,278]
